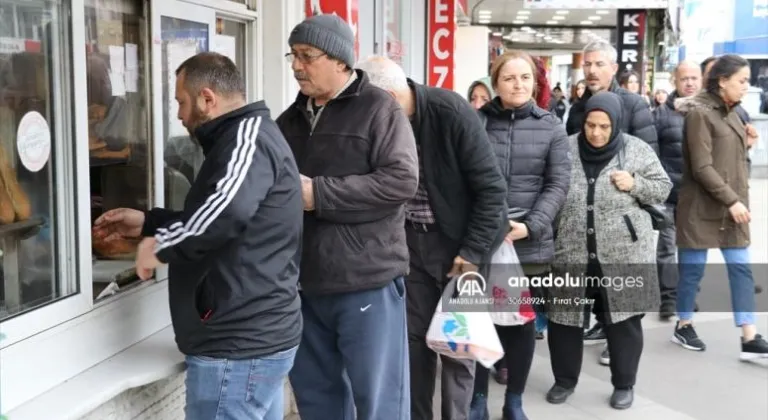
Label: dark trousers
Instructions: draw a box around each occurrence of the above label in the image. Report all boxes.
[473,322,536,396]
[289,279,410,420]
[406,226,475,420]
[656,203,679,302]
[549,314,644,390]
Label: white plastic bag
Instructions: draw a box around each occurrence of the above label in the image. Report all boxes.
[487,241,537,326]
[426,278,504,368]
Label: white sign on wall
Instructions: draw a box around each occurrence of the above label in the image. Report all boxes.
[523,0,668,9]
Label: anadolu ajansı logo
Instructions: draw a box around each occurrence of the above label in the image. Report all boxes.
[455,271,487,297]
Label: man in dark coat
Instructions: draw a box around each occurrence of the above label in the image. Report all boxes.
[357,55,508,420]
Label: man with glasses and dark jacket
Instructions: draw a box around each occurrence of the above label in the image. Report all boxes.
[276,15,419,420]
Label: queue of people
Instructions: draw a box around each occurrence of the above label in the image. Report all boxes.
[88,12,766,420]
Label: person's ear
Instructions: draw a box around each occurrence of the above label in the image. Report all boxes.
[199,87,217,111]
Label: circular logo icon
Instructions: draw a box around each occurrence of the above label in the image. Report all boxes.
[16,111,51,172]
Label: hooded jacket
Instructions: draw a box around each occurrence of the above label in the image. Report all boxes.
[675,91,750,249]
[142,101,303,359]
[467,77,495,102]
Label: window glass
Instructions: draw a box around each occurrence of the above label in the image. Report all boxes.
[386,0,411,71]
[161,16,209,211]
[0,0,76,320]
[84,0,152,300]
[215,18,246,74]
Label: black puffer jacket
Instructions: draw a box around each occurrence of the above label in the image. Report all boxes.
[480,98,572,264]
[566,79,658,154]
[652,90,684,204]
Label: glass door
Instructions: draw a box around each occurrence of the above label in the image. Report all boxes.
[151,1,215,213]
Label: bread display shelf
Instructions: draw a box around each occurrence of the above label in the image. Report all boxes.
[0,216,45,239]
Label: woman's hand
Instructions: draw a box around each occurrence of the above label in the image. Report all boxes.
[505,221,529,243]
[729,202,751,224]
[611,170,634,192]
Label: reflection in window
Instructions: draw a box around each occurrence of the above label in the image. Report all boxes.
[0,0,76,320]
[215,18,246,74]
[386,0,410,70]
[85,0,152,300]
[161,16,208,211]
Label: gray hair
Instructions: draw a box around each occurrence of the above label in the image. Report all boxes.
[583,40,618,64]
[356,55,410,93]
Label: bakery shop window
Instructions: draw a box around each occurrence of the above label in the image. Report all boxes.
[86,0,153,300]
[0,0,78,320]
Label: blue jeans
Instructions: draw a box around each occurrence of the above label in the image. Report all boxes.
[290,277,410,420]
[677,247,756,326]
[184,346,298,420]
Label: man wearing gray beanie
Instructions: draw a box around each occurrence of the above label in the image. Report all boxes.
[276,13,418,420]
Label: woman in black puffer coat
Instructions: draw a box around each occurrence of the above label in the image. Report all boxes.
[469,50,572,420]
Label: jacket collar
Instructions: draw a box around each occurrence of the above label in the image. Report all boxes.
[482,97,537,119]
[293,69,368,110]
[408,78,428,136]
[194,101,269,155]
[581,78,621,102]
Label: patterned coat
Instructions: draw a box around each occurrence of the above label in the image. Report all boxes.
[547,134,672,327]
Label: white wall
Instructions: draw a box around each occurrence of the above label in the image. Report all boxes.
[259,0,305,117]
[454,25,490,98]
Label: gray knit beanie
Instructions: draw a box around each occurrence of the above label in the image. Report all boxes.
[288,14,355,68]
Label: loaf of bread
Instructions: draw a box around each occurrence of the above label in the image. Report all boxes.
[92,232,139,259]
[0,143,32,222]
[0,144,31,221]
[0,175,15,224]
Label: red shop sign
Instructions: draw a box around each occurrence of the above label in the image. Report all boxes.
[428,0,455,89]
[305,0,359,60]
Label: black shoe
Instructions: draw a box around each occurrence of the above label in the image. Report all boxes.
[545,384,574,404]
[671,322,706,351]
[659,300,675,320]
[610,388,634,409]
[756,284,763,294]
[535,331,545,340]
[583,323,606,345]
[694,302,700,312]
[598,345,610,366]
[740,334,768,361]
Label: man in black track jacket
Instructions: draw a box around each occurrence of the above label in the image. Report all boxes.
[93,52,303,420]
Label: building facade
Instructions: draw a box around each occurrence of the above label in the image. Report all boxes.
[0,0,425,418]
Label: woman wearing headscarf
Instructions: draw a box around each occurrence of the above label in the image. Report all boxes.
[544,92,671,410]
[467,76,494,110]
[469,49,571,420]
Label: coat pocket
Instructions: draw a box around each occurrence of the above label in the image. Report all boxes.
[194,278,216,322]
[623,215,638,242]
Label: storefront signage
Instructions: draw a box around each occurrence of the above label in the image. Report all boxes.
[616,9,647,85]
[523,0,668,9]
[428,0,455,89]
[305,0,359,59]
[0,37,26,54]
[16,111,51,173]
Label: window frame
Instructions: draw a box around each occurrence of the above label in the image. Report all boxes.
[0,0,90,348]
[0,0,263,413]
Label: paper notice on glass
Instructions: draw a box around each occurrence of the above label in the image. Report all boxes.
[109,45,126,96]
[166,41,200,138]
[213,35,237,65]
[124,43,138,92]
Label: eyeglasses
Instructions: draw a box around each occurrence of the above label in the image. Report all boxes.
[285,51,326,64]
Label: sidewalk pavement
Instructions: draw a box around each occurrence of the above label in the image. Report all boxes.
[434,179,768,420]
